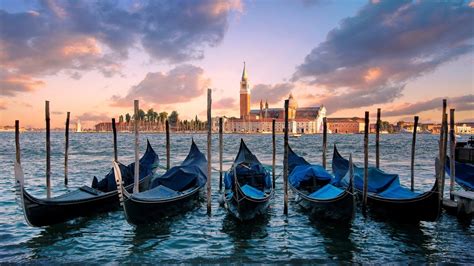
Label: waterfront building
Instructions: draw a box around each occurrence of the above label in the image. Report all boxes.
[76,120,82,133]
[216,63,326,133]
[327,117,365,134]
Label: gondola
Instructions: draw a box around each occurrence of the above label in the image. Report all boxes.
[223,139,273,221]
[445,157,474,191]
[114,140,207,225]
[445,138,474,191]
[332,145,440,222]
[288,146,354,221]
[14,140,159,227]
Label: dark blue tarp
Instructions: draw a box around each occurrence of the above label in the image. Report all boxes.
[288,146,333,189]
[331,145,426,200]
[446,156,474,190]
[224,140,272,195]
[150,140,207,191]
[92,140,159,192]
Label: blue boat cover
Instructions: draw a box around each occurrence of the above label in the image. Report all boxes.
[332,145,427,200]
[224,139,272,196]
[308,184,344,200]
[150,140,207,191]
[132,185,180,200]
[240,184,265,199]
[288,146,333,188]
[377,185,420,199]
[92,140,159,192]
[446,157,474,190]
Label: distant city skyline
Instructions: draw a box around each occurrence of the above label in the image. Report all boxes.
[1,0,473,128]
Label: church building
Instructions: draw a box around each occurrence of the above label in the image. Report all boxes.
[214,63,326,134]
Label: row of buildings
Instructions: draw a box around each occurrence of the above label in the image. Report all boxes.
[92,63,471,135]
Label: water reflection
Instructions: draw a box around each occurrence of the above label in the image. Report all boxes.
[311,218,357,262]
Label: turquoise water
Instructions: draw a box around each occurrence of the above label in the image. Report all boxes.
[0,132,472,263]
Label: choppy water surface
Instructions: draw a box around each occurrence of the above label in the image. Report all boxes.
[0,132,472,263]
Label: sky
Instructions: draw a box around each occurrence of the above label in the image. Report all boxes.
[0,0,473,128]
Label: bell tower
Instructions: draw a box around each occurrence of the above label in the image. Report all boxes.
[240,62,250,119]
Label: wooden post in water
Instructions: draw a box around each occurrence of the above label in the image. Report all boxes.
[437,100,446,200]
[283,100,289,215]
[442,113,448,196]
[322,117,327,169]
[112,118,118,161]
[15,120,21,164]
[166,120,170,170]
[272,119,276,189]
[207,88,212,215]
[376,108,381,168]
[45,101,51,199]
[449,109,456,200]
[133,100,139,194]
[219,117,223,192]
[64,112,70,186]
[362,111,369,213]
[410,116,419,191]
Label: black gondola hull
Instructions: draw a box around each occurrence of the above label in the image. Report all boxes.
[224,189,272,221]
[292,188,354,222]
[122,189,203,225]
[363,183,441,222]
[21,177,151,227]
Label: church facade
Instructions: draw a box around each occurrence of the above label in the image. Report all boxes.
[215,63,326,134]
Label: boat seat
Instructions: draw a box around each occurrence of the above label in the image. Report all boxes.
[308,184,344,200]
[377,185,420,199]
[240,184,265,199]
[132,185,180,200]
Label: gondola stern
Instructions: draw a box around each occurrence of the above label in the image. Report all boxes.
[13,161,35,227]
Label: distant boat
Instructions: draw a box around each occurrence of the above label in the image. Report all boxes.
[290,133,302,138]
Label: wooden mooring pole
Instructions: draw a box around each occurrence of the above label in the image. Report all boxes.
[207,88,212,215]
[283,100,289,215]
[362,111,369,213]
[15,120,20,164]
[219,117,223,192]
[133,100,139,194]
[322,117,327,169]
[376,108,381,168]
[272,119,276,189]
[64,112,70,186]
[438,99,447,200]
[449,109,456,200]
[166,120,170,170]
[45,101,51,198]
[442,113,448,197]
[410,116,419,191]
[112,118,118,161]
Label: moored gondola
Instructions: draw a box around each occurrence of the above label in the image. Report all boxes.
[223,139,273,221]
[332,145,440,222]
[114,140,207,225]
[445,157,474,191]
[288,146,354,221]
[14,140,159,227]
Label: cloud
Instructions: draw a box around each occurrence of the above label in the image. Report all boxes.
[77,112,110,122]
[0,100,6,110]
[52,111,64,115]
[0,0,241,96]
[251,83,294,105]
[384,94,474,117]
[0,70,45,96]
[214,97,237,109]
[292,0,474,112]
[111,64,210,107]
